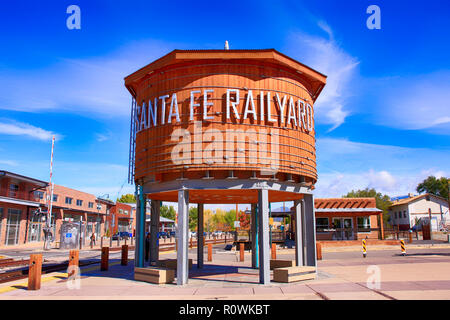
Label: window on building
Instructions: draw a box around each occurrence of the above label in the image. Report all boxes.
[119,209,123,214]
[34,191,44,199]
[76,199,83,206]
[357,217,371,231]
[124,210,129,215]
[88,202,94,208]
[403,211,407,218]
[53,194,58,202]
[315,217,329,232]
[65,197,73,205]
[5,208,21,245]
[9,184,19,197]
[394,212,397,219]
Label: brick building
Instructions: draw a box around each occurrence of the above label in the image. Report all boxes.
[313,198,383,240]
[109,202,133,235]
[0,169,131,247]
[282,197,383,241]
[0,170,48,245]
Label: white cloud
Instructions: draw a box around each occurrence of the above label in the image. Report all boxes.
[368,71,450,134]
[366,170,397,192]
[0,159,19,167]
[285,26,359,130]
[0,120,61,141]
[96,132,112,142]
[0,40,176,117]
[315,138,449,198]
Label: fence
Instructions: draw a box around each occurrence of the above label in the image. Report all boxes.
[316,227,382,240]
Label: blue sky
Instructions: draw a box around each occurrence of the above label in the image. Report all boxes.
[0,0,448,211]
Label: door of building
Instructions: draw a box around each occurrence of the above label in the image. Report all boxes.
[343,218,354,240]
[5,209,21,245]
[332,217,354,240]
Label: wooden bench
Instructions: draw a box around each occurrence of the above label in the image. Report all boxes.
[270,259,296,270]
[273,266,316,283]
[134,267,174,284]
[156,259,193,270]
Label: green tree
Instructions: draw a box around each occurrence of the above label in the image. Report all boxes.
[343,188,392,226]
[224,210,237,230]
[416,176,449,200]
[189,206,198,230]
[160,205,176,221]
[117,193,136,203]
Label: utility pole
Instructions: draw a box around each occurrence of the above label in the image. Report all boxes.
[44,135,55,251]
[429,207,433,246]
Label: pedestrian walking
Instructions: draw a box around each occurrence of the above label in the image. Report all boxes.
[145,233,151,262]
[90,232,96,248]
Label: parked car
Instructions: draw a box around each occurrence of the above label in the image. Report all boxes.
[157,231,168,239]
[169,231,176,237]
[112,231,132,240]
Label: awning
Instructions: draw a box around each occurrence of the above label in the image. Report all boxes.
[0,196,41,207]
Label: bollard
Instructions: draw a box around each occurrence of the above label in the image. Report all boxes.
[100,236,103,248]
[225,233,227,244]
[214,235,216,244]
[190,237,193,248]
[109,236,113,248]
[101,247,109,271]
[271,243,277,260]
[400,240,406,256]
[28,254,42,290]
[68,250,79,278]
[175,239,178,251]
[125,237,128,246]
[203,238,206,246]
[316,242,322,261]
[362,239,367,258]
[117,238,120,247]
[240,243,245,262]
[121,245,128,266]
[409,232,413,244]
[208,243,212,261]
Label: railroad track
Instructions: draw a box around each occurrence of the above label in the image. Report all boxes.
[0,259,30,268]
[0,239,229,284]
[0,259,106,284]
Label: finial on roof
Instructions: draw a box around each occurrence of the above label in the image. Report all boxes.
[224,40,229,50]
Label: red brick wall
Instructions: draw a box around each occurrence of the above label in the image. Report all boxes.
[109,203,132,234]
[0,201,32,246]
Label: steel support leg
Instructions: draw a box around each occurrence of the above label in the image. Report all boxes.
[258,189,270,284]
[150,200,160,265]
[302,194,317,267]
[294,199,304,267]
[251,203,257,269]
[177,189,189,285]
[197,203,204,269]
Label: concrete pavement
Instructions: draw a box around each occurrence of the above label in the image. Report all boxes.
[1,245,450,300]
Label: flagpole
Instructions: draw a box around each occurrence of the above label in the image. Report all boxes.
[45,135,55,250]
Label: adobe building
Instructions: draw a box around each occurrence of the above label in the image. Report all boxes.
[389,193,449,231]
[125,48,326,285]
